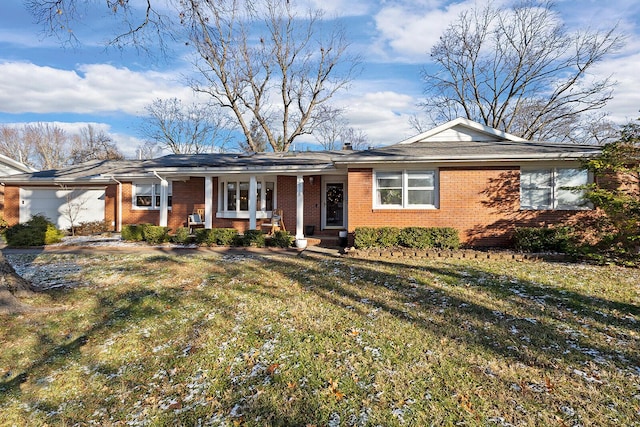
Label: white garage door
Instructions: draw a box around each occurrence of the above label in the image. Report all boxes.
[19,188,106,231]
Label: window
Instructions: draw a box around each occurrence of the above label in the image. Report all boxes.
[218,178,275,218]
[520,168,589,210]
[375,170,437,208]
[133,182,172,210]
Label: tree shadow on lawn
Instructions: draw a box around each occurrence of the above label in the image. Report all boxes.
[271,255,639,371]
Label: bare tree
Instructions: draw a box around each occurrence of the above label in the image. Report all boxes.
[238,119,268,153]
[313,106,369,150]
[187,0,359,152]
[341,127,369,151]
[140,98,233,154]
[70,124,124,163]
[59,186,91,236]
[421,0,623,143]
[24,123,71,170]
[135,140,164,159]
[0,125,36,167]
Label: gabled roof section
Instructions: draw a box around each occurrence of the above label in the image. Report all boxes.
[0,153,35,175]
[397,117,528,145]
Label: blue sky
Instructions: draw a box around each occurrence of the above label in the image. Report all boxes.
[1,0,639,158]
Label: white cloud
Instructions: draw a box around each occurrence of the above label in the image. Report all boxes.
[371,0,480,63]
[0,62,197,115]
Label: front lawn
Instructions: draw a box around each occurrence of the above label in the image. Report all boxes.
[1,251,638,426]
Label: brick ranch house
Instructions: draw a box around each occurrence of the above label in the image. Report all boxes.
[1,118,602,247]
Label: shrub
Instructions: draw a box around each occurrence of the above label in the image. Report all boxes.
[195,228,239,246]
[430,227,460,249]
[4,214,64,247]
[399,227,434,249]
[142,225,170,245]
[269,230,294,248]
[215,228,240,246]
[240,229,265,247]
[353,227,378,249]
[121,224,144,242]
[171,227,192,244]
[74,220,112,236]
[514,226,575,253]
[377,227,401,247]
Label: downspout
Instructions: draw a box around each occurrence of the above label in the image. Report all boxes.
[109,176,122,233]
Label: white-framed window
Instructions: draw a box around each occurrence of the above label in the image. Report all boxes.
[520,167,590,210]
[218,177,275,218]
[374,170,437,209]
[133,182,172,210]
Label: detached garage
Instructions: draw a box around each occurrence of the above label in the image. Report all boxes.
[19,187,106,231]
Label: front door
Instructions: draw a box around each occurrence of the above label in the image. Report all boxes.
[323,180,346,229]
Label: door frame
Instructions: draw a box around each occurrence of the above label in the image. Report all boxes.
[321,177,347,230]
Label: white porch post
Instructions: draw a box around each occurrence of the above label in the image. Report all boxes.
[249,175,257,230]
[296,175,304,240]
[153,171,169,227]
[205,176,213,229]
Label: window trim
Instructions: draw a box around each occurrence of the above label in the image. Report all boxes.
[373,169,438,209]
[132,181,172,210]
[217,176,276,219]
[520,167,591,211]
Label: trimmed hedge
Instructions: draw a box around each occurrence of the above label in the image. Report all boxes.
[121,224,145,242]
[171,227,192,244]
[4,214,64,247]
[514,226,575,253]
[354,226,460,250]
[240,229,266,247]
[142,225,171,245]
[268,230,294,248]
[195,228,239,246]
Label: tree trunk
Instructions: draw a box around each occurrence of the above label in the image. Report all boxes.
[0,253,35,314]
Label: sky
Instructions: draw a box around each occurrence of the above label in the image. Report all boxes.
[1,0,640,158]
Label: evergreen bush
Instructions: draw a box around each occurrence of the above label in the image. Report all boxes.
[142,225,170,245]
[121,224,144,241]
[4,214,64,247]
[353,227,378,249]
[269,230,294,248]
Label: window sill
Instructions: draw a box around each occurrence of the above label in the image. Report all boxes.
[372,206,438,211]
[216,211,272,219]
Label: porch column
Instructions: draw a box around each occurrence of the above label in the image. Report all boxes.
[204,176,213,229]
[249,175,257,230]
[158,178,169,227]
[296,175,304,240]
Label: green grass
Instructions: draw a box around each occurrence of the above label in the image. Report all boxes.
[1,251,638,426]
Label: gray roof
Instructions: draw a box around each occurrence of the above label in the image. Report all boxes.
[335,139,601,164]
[1,139,601,185]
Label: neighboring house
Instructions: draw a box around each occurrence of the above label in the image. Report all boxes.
[0,154,35,219]
[1,118,602,246]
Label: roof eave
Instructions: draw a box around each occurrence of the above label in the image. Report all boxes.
[334,152,599,165]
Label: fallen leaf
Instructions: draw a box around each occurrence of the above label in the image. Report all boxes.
[267,363,279,375]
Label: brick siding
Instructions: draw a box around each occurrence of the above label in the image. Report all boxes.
[347,167,599,247]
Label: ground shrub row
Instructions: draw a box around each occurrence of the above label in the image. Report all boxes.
[121,224,294,248]
[354,226,460,250]
[3,215,65,247]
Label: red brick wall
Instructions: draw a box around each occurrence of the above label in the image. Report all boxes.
[347,167,598,247]
[4,186,19,225]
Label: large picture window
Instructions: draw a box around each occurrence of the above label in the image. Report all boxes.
[520,167,590,210]
[133,182,172,210]
[218,178,275,218]
[374,170,437,209]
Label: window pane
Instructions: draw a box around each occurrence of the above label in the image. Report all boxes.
[227,183,236,211]
[556,168,588,208]
[522,170,552,187]
[239,182,249,211]
[377,172,402,189]
[408,189,434,205]
[408,172,434,188]
[265,182,274,211]
[378,189,402,205]
[136,196,152,206]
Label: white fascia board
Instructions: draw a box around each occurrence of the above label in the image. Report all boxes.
[2,176,113,185]
[142,164,338,176]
